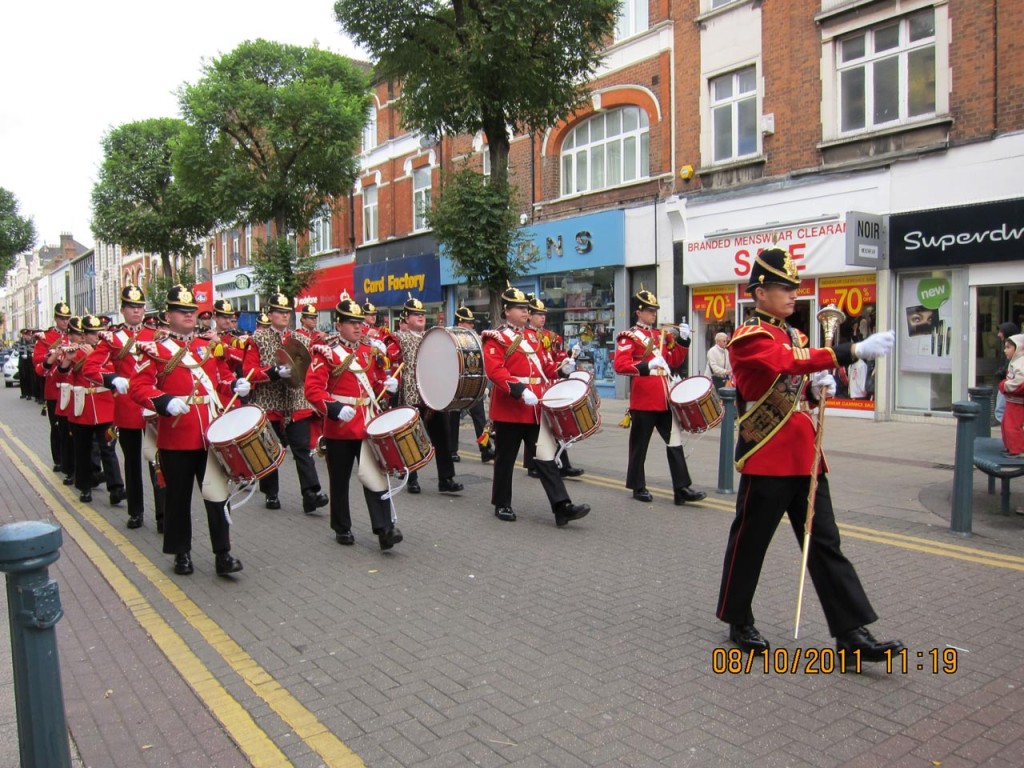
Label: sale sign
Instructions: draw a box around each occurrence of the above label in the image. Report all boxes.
[692,284,736,322]
[818,275,876,317]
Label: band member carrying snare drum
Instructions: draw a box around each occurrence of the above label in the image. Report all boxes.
[130,284,249,578]
[305,298,403,551]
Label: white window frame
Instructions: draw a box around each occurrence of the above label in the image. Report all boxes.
[412,167,432,232]
[363,186,379,243]
[559,106,650,198]
[362,106,378,153]
[309,208,333,255]
[710,65,759,163]
[820,0,949,142]
[245,224,252,262]
[614,0,649,42]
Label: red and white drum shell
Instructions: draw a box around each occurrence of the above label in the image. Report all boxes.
[415,326,486,412]
[365,405,435,475]
[206,405,286,482]
[541,378,601,443]
[668,376,724,433]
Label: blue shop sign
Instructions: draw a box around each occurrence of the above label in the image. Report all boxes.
[355,253,442,305]
[440,209,624,283]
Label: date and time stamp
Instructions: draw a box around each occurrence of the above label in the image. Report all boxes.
[711,646,960,675]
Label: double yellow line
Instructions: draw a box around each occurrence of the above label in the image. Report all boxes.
[0,424,364,768]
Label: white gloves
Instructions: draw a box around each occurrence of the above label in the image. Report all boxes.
[276,365,292,379]
[561,357,577,374]
[676,322,691,341]
[855,330,896,360]
[233,378,252,397]
[166,398,190,417]
[338,405,356,422]
[384,376,399,393]
[522,389,539,406]
[112,377,129,395]
[648,354,669,372]
[810,371,837,399]
[570,344,582,358]
[370,339,387,354]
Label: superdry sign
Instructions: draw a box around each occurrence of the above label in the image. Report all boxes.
[889,197,1024,268]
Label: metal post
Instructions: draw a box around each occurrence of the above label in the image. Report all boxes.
[0,521,72,768]
[968,386,993,439]
[717,386,736,494]
[950,401,980,536]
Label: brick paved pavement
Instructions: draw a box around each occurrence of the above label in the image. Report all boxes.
[2,388,1023,767]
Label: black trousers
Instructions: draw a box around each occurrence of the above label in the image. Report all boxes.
[448,398,490,454]
[18,357,32,398]
[490,421,569,511]
[71,422,123,494]
[716,473,877,637]
[410,406,455,484]
[159,448,231,556]
[324,439,390,534]
[625,409,692,491]
[258,417,322,497]
[119,428,144,516]
[46,400,61,466]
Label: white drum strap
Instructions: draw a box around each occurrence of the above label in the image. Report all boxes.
[330,346,379,424]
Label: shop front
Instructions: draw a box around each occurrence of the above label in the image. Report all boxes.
[442,210,627,398]
[354,238,443,331]
[889,196,1024,417]
[297,260,355,332]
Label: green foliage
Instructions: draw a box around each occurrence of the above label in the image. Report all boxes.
[249,235,319,303]
[91,119,216,277]
[428,167,527,290]
[144,265,196,311]
[0,187,37,275]
[176,39,372,235]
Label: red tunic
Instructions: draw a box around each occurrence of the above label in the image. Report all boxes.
[68,347,115,425]
[533,327,566,364]
[33,328,66,400]
[729,317,842,476]
[613,325,686,411]
[129,336,238,451]
[83,326,157,430]
[482,325,560,424]
[305,341,386,440]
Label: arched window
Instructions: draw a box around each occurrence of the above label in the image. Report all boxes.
[560,107,649,197]
[362,106,378,152]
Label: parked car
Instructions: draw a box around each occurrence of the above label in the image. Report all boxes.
[3,354,20,387]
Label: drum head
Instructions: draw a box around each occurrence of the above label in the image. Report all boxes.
[542,378,588,406]
[207,405,263,442]
[568,370,593,386]
[416,327,463,410]
[367,406,417,437]
[669,376,713,404]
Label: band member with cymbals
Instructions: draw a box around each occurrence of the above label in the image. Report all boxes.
[614,288,706,506]
[716,247,904,660]
[447,306,495,463]
[34,301,72,471]
[482,286,590,526]
[84,286,159,527]
[130,284,249,577]
[523,295,583,479]
[69,314,125,504]
[305,298,402,550]
[391,295,463,495]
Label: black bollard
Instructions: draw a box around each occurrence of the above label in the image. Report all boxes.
[951,401,980,535]
[968,386,993,439]
[717,387,737,494]
[0,521,72,768]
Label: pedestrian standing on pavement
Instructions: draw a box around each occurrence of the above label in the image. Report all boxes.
[716,247,905,661]
[305,298,403,550]
[482,285,590,526]
[613,288,706,506]
[447,305,496,464]
[999,333,1024,457]
[995,322,1020,424]
[130,284,247,577]
[705,331,732,392]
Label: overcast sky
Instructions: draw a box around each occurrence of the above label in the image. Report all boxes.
[0,0,364,252]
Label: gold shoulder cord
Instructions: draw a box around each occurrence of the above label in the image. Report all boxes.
[504,335,522,359]
[115,337,136,361]
[162,346,187,375]
[330,354,356,379]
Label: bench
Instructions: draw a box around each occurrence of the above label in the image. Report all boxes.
[973,437,1024,515]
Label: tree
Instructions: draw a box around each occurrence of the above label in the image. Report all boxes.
[0,187,37,276]
[91,119,216,278]
[335,0,618,298]
[176,39,371,298]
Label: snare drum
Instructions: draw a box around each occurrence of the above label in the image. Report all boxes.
[668,377,724,433]
[206,405,286,482]
[541,378,601,443]
[568,369,601,408]
[366,406,435,475]
[415,326,485,411]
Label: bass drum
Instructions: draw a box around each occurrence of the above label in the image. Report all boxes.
[206,405,286,482]
[668,376,724,433]
[415,326,486,411]
[366,406,435,475]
